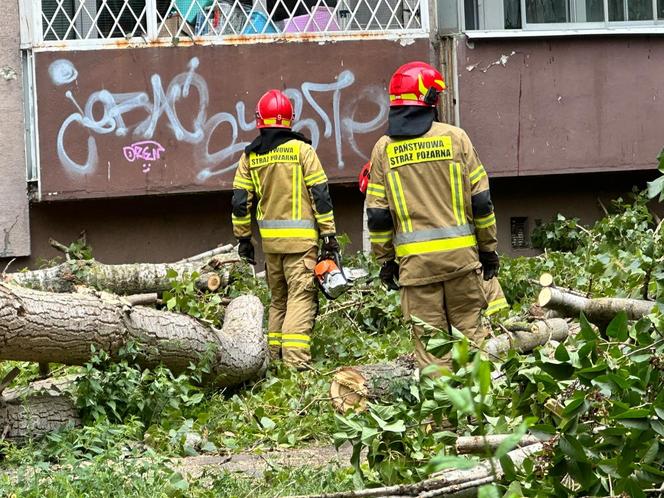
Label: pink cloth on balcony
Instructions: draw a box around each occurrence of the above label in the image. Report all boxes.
[283,6,340,33]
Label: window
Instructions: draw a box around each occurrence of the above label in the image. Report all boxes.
[465,0,664,31]
[32,0,429,47]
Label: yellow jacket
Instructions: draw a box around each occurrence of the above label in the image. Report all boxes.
[232,139,336,254]
[366,122,498,286]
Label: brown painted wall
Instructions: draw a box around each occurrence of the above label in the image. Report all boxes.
[457,36,664,177]
[36,39,429,200]
[0,0,30,256]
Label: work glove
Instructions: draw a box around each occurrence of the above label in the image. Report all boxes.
[238,238,256,265]
[479,251,500,281]
[320,235,341,262]
[379,260,400,291]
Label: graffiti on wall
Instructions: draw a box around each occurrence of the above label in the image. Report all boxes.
[36,41,428,199]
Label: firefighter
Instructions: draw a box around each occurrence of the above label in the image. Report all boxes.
[366,61,500,370]
[231,89,339,368]
[483,277,509,317]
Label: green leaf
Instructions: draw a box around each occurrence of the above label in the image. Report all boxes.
[425,453,476,474]
[445,386,474,415]
[562,397,588,418]
[166,297,177,310]
[647,175,664,201]
[382,420,406,433]
[554,343,570,362]
[559,435,587,462]
[499,454,517,481]
[260,416,276,430]
[643,440,659,464]
[478,361,491,397]
[613,408,650,419]
[606,311,629,341]
[477,485,500,498]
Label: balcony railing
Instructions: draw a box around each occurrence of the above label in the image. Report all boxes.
[25,0,429,49]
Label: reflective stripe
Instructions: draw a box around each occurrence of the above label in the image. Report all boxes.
[470,165,487,185]
[232,214,252,226]
[450,162,465,226]
[367,183,385,193]
[315,211,334,223]
[262,118,292,127]
[233,177,254,190]
[396,235,477,257]
[268,332,282,346]
[390,93,419,102]
[283,342,311,349]
[395,224,474,245]
[258,220,315,229]
[475,213,496,229]
[388,171,413,233]
[292,165,303,220]
[250,169,263,220]
[304,171,327,186]
[367,186,386,199]
[282,333,310,349]
[370,229,393,244]
[486,298,508,316]
[260,228,317,239]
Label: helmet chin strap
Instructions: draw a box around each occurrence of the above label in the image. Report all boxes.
[423,87,439,106]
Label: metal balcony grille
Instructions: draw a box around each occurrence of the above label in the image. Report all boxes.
[33,0,429,47]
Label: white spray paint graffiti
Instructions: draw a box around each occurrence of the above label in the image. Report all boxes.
[52,57,389,182]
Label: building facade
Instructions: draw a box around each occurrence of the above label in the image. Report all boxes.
[1,0,661,266]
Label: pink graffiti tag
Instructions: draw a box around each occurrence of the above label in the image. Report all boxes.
[122,140,165,173]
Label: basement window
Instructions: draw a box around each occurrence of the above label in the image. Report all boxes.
[510,216,529,249]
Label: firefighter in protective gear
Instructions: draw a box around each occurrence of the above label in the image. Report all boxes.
[366,61,500,370]
[232,89,338,368]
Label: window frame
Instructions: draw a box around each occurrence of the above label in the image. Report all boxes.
[463,0,664,38]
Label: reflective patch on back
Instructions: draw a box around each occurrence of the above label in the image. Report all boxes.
[386,136,453,169]
[249,142,301,169]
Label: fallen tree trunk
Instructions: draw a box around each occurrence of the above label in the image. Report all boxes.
[330,320,570,413]
[3,245,239,295]
[330,356,415,413]
[483,318,573,359]
[286,443,543,498]
[538,287,656,324]
[0,284,267,387]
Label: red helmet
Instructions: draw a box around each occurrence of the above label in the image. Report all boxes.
[389,61,446,108]
[256,89,294,129]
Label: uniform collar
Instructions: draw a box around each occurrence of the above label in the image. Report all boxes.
[387,106,437,138]
[245,129,312,155]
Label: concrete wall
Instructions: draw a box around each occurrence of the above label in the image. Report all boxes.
[457,36,664,177]
[0,0,30,256]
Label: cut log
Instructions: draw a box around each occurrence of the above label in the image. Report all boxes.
[538,287,656,324]
[330,356,416,413]
[483,318,572,359]
[3,247,239,295]
[286,443,542,498]
[0,375,81,441]
[455,434,542,455]
[0,284,267,388]
[539,272,554,288]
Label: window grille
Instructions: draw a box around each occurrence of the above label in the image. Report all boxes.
[32,0,429,48]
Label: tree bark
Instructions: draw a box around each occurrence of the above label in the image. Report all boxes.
[483,318,572,359]
[0,375,81,441]
[0,284,267,388]
[538,287,656,324]
[286,443,543,498]
[3,246,239,295]
[455,434,542,455]
[330,356,416,413]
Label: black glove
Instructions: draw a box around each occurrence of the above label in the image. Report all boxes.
[479,251,500,281]
[238,239,255,265]
[379,260,400,291]
[320,235,340,261]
